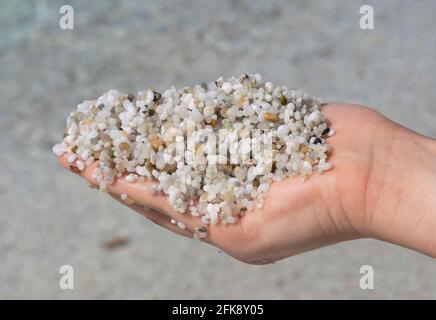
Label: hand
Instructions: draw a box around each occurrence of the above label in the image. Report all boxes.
[58,103,436,263]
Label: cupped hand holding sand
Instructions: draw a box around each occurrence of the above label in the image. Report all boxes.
[58,103,436,263]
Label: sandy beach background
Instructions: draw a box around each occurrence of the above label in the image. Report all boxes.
[0,0,435,299]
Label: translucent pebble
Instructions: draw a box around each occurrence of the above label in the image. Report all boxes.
[258,183,269,193]
[221,82,232,94]
[145,90,154,105]
[52,144,65,156]
[177,221,186,230]
[318,161,332,172]
[125,174,137,183]
[247,166,257,182]
[80,149,90,160]
[247,201,254,211]
[302,161,313,174]
[76,160,85,171]
[327,128,335,137]
[306,110,323,125]
[136,166,147,176]
[276,125,289,138]
[203,106,214,117]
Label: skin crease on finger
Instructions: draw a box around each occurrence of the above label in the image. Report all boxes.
[58,103,436,263]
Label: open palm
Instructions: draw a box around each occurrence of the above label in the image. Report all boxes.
[59,103,393,264]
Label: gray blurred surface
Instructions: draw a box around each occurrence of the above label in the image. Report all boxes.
[0,0,435,299]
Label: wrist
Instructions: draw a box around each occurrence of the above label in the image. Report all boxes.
[366,122,436,257]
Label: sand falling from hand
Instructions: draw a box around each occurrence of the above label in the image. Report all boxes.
[53,73,335,237]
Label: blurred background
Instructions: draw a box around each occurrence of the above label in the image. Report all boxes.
[1,0,435,299]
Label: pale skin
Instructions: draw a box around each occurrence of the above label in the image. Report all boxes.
[58,103,436,264]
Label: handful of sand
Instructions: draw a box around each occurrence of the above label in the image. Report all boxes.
[53,73,334,233]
